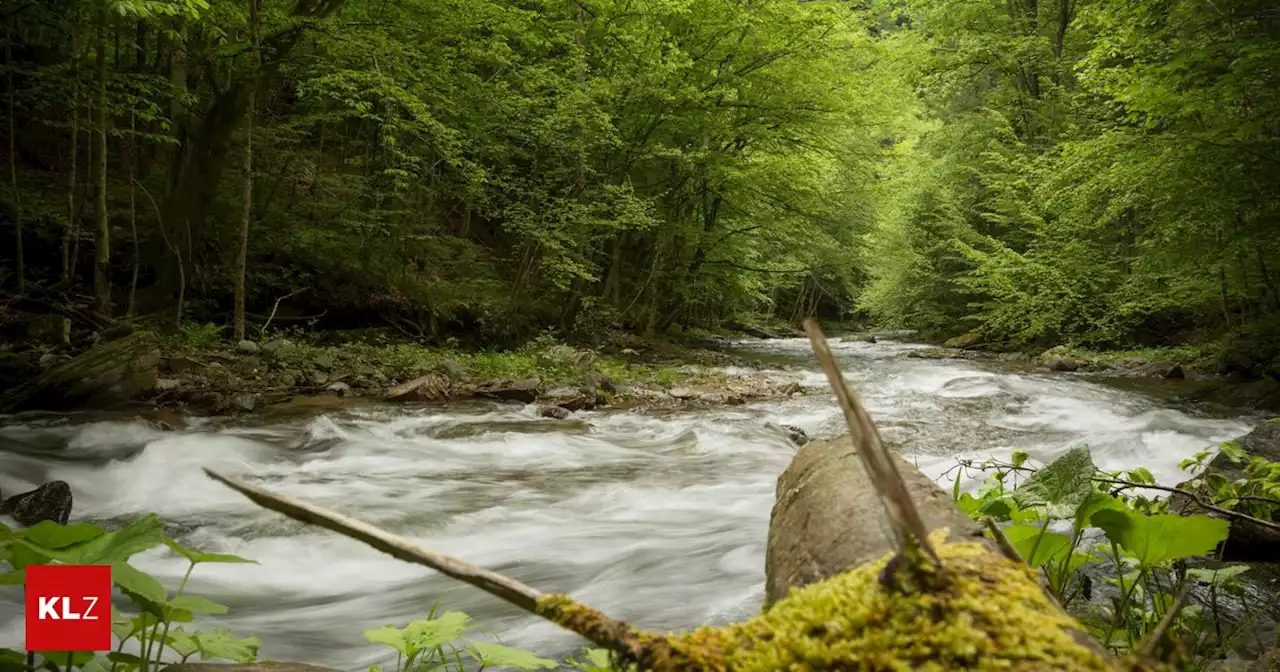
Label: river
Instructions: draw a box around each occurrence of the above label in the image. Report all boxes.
[0,336,1259,669]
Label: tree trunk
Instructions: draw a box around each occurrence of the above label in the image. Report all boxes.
[6,15,24,291]
[233,0,261,343]
[127,110,139,321]
[63,19,82,284]
[93,8,111,316]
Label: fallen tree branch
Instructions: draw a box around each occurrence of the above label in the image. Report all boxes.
[202,469,544,611]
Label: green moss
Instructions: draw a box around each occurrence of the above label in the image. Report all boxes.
[541,531,1164,671]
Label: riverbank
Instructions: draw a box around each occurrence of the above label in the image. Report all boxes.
[905,332,1280,413]
[1,326,818,420]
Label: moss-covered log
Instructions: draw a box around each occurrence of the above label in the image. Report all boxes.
[0,332,160,412]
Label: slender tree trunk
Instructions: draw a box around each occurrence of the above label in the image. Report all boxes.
[63,20,82,283]
[6,16,24,291]
[93,8,111,315]
[127,110,139,321]
[233,0,260,342]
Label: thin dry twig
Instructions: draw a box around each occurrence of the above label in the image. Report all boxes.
[803,319,944,575]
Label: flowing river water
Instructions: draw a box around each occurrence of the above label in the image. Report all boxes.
[0,337,1261,669]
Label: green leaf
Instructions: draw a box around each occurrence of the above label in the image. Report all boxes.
[404,611,472,650]
[0,650,27,672]
[193,629,261,663]
[112,562,168,604]
[363,625,409,656]
[469,642,558,670]
[1001,525,1073,568]
[163,538,257,565]
[23,522,105,550]
[167,595,229,615]
[36,651,96,668]
[1011,450,1029,468]
[1092,509,1230,568]
[1012,446,1098,520]
[1185,565,1250,587]
[0,570,23,585]
[165,627,200,658]
[1075,491,1127,533]
[63,514,164,565]
[1125,467,1155,485]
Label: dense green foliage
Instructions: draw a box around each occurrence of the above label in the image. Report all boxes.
[950,443,1280,669]
[0,0,906,345]
[3,0,1278,352]
[861,0,1280,358]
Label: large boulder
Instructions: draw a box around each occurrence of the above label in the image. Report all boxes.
[764,435,989,606]
[0,332,161,412]
[0,481,73,526]
[943,331,983,349]
[1172,422,1280,562]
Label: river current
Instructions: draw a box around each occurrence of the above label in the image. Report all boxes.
[0,337,1258,668]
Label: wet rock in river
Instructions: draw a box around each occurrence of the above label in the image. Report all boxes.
[386,373,450,402]
[475,378,541,403]
[1047,357,1080,372]
[539,405,572,420]
[0,481,73,526]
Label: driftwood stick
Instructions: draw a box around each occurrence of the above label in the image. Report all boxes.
[202,469,544,612]
[803,319,943,572]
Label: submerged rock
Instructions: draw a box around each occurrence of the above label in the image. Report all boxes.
[539,405,572,420]
[0,481,73,526]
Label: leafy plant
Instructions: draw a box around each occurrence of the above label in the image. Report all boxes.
[0,516,260,672]
[949,444,1253,667]
[364,606,556,672]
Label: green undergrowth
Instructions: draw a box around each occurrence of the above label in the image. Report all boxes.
[166,325,743,392]
[1035,344,1215,372]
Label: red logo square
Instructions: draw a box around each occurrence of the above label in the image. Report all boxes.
[24,565,113,652]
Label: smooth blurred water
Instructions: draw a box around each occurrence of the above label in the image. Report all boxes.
[0,337,1257,669]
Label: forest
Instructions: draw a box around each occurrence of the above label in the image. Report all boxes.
[0,0,1277,360]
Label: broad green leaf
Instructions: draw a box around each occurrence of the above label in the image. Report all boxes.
[1001,525,1073,568]
[166,627,200,657]
[469,642,558,670]
[106,652,146,666]
[1092,509,1229,568]
[404,611,472,650]
[80,656,115,672]
[193,629,261,663]
[0,650,27,672]
[168,595,229,615]
[1011,450,1029,468]
[0,570,23,585]
[112,562,168,604]
[63,514,164,565]
[23,521,105,550]
[36,651,96,668]
[363,625,410,656]
[1012,446,1097,520]
[163,538,257,565]
[1075,491,1127,533]
[1185,565,1250,587]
